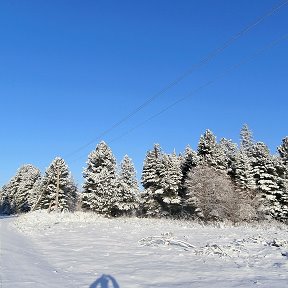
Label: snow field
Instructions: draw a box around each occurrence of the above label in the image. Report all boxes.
[11,211,288,287]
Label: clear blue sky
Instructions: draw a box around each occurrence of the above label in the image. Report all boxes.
[1,0,287,187]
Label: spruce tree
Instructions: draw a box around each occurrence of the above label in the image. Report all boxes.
[157,152,182,215]
[276,136,288,220]
[0,164,40,214]
[197,129,227,170]
[37,157,77,212]
[250,142,282,218]
[180,145,199,184]
[115,155,139,216]
[240,124,254,155]
[278,136,288,166]
[233,149,256,191]
[141,146,182,217]
[219,138,238,177]
[140,144,163,216]
[82,141,117,215]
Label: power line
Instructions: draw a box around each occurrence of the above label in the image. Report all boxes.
[105,32,288,146]
[65,0,288,159]
[70,32,288,165]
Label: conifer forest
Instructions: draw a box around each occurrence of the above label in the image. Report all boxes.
[1,124,288,224]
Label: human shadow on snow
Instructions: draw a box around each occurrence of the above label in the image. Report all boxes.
[89,274,120,288]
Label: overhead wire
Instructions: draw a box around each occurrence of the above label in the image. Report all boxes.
[65,0,288,159]
[106,33,288,145]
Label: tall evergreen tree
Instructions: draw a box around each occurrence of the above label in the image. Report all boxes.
[82,141,117,215]
[141,145,182,217]
[250,142,282,218]
[37,157,77,212]
[140,144,163,216]
[240,124,254,155]
[180,145,199,184]
[233,149,256,191]
[115,155,139,215]
[197,129,227,170]
[276,136,288,220]
[141,144,162,190]
[219,138,238,177]
[157,152,182,215]
[0,164,40,214]
[278,136,288,166]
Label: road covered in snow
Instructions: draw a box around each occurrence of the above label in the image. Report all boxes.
[1,211,288,287]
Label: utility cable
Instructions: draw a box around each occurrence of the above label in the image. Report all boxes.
[69,32,288,163]
[64,0,288,159]
[106,33,288,145]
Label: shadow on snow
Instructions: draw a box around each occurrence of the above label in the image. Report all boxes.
[89,274,120,288]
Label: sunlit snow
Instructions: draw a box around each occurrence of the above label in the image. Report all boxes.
[1,211,288,287]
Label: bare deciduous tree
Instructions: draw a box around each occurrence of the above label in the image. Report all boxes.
[184,165,259,222]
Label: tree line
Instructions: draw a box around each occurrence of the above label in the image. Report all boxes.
[0,124,287,223]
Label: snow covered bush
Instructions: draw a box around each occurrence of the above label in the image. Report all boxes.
[184,165,259,223]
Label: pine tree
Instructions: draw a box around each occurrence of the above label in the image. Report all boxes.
[197,129,227,170]
[0,185,12,214]
[82,141,117,215]
[278,136,288,166]
[219,138,238,177]
[250,142,282,218]
[180,145,199,184]
[276,136,288,220]
[115,155,139,216]
[158,152,182,215]
[14,164,41,212]
[240,124,254,155]
[0,164,40,214]
[233,149,256,191]
[141,144,162,190]
[141,145,182,217]
[140,144,163,216]
[37,157,77,212]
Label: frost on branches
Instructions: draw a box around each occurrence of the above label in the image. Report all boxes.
[82,141,118,216]
[115,155,139,216]
[249,142,282,218]
[184,165,259,222]
[36,157,77,212]
[141,144,182,217]
[277,136,288,220]
[197,129,228,171]
[0,164,40,214]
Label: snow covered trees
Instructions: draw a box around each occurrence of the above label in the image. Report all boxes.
[141,145,182,217]
[197,129,228,170]
[82,141,118,215]
[276,137,288,220]
[0,164,40,214]
[1,126,287,223]
[82,142,139,216]
[115,155,139,215]
[35,157,77,212]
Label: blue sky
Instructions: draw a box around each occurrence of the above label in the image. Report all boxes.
[1,0,287,187]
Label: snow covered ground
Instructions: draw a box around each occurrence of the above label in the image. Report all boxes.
[1,211,288,287]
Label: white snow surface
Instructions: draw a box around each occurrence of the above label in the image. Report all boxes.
[1,211,288,287]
